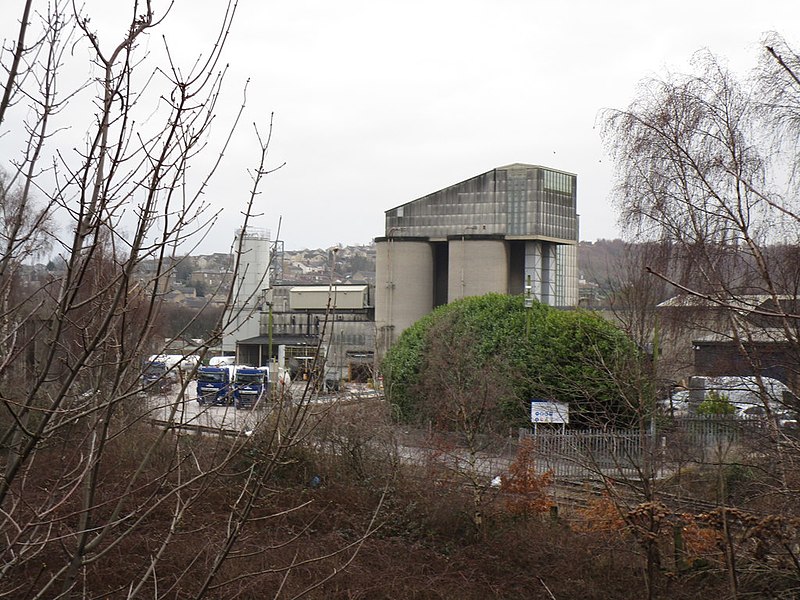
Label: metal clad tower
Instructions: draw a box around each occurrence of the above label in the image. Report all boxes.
[375,163,578,358]
[221,228,271,354]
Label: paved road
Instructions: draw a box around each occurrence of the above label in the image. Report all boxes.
[146,381,382,434]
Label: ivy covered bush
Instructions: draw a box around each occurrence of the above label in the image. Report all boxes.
[381,294,642,428]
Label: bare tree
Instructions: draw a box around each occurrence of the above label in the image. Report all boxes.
[598,37,800,597]
[0,2,376,597]
[413,317,516,534]
[604,46,800,428]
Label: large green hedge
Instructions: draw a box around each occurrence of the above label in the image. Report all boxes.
[381,294,642,427]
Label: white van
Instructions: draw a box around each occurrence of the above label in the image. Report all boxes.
[209,355,236,367]
[149,354,201,372]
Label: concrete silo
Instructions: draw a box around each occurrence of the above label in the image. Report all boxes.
[375,163,579,359]
[375,238,434,357]
[447,236,509,301]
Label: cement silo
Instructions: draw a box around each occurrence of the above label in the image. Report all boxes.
[447,237,509,301]
[375,163,579,358]
[235,228,271,302]
[375,238,434,356]
[221,228,271,354]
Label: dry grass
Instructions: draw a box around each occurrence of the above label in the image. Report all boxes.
[8,421,791,599]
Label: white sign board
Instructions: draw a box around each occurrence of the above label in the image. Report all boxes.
[530,401,570,424]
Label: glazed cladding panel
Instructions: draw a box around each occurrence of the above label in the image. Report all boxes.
[505,167,578,240]
[384,170,503,238]
[536,168,578,241]
[556,244,579,306]
[384,166,577,242]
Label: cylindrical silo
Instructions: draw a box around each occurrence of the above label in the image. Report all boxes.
[375,238,433,356]
[222,228,271,353]
[447,238,508,301]
[235,228,271,302]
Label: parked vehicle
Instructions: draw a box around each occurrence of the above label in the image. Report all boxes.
[141,359,174,392]
[233,366,269,409]
[148,353,201,374]
[659,375,798,426]
[179,354,201,373]
[209,355,236,368]
[196,365,235,405]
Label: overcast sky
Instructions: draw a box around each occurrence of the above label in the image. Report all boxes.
[4,1,800,254]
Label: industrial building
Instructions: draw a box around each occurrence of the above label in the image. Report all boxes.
[236,283,375,385]
[217,227,375,387]
[375,163,579,357]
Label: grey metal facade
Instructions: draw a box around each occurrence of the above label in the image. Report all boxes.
[384,163,578,242]
[375,163,579,357]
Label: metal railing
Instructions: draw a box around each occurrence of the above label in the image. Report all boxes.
[517,416,783,479]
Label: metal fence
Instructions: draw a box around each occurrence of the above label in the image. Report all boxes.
[517,416,778,479]
[518,428,646,479]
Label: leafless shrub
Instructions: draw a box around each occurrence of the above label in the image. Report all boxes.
[0,2,382,596]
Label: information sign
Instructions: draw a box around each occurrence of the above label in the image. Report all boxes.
[530,400,569,424]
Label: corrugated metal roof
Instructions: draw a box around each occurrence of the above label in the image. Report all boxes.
[289,284,369,294]
[290,285,368,293]
[237,335,316,346]
[657,294,793,310]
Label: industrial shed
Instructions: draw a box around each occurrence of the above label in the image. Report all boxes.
[289,285,369,311]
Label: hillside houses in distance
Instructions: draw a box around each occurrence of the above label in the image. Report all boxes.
[17,241,620,309]
[163,243,376,305]
[280,244,376,284]
[15,244,377,309]
[170,243,377,305]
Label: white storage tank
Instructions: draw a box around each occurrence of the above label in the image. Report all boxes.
[222,228,271,353]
